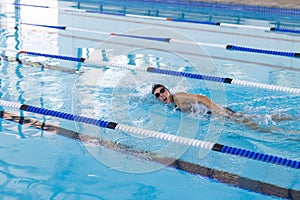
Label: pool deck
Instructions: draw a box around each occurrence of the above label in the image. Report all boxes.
[193,0,300,9]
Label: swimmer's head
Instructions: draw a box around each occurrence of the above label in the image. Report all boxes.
[152,84,166,95]
[152,84,172,104]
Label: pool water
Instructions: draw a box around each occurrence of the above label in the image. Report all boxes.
[0,0,299,199]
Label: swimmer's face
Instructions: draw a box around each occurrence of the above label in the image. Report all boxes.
[154,87,172,104]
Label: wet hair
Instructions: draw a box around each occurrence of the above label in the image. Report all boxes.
[151,84,166,94]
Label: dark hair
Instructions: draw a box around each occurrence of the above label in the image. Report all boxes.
[152,84,166,94]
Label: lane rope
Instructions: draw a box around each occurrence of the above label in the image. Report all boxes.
[2,50,300,75]
[0,47,299,94]
[18,22,300,59]
[0,99,299,169]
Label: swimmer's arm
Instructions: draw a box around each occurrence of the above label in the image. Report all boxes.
[195,94,232,116]
[174,93,231,116]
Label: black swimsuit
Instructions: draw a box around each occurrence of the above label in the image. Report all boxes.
[174,104,234,116]
[171,94,234,116]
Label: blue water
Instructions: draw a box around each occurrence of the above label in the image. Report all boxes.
[0,0,300,199]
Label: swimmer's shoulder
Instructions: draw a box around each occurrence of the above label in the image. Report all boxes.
[173,91,188,96]
[173,92,188,100]
[173,92,198,99]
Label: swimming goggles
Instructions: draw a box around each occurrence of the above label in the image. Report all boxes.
[154,88,166,98]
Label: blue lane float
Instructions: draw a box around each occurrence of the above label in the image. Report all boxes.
[270,27,300,34]
[22,105,110,128]
[219,145,300,168]
[226,45,300,58]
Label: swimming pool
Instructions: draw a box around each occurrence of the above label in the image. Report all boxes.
[0,0,299,199]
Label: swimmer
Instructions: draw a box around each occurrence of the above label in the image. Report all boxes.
[152,84,233,117]
[151,84,296,133]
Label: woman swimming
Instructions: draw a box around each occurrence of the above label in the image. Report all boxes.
[152,84,234,117]
[151,84,295,133]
